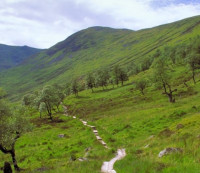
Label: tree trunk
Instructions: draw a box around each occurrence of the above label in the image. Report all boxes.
[184,82,188,88]
[49,112,53,120]
[0,144,21,171]
[10,149,20,171]
[167,93,175,103]
[3,162,13,173]
[192,69,196,84]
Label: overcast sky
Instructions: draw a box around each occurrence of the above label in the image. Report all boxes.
[1,0,200,48]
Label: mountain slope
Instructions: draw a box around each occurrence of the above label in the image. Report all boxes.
[0,44,42,71]
[1,15,200,99]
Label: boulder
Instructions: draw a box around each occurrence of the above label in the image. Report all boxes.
[158,147,182,158]
[58,134,65,138]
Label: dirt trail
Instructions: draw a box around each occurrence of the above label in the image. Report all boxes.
[63,105,126,173]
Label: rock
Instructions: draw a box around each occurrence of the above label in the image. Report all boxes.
[176,124,184,130]
[78,157,88,162]
[93,130,98,133]
[158,147,182,158]
[96,136,102,140]
[3,162,12,173]
[58,134,65,138]
[148,135,155,140]
[85,147,92,152]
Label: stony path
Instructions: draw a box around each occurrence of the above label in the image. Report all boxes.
[101,149,126,173]
[63,105,126,173]
[63,105,108,148]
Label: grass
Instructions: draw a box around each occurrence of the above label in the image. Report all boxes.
[1,66,200,172]
[62,68,200,172]
[0,112,112,173]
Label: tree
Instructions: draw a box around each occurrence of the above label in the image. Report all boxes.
[95,69,110,89]
[187,53,200,84]
[39,102,46,118]
[86,73,95,92]
[153,56,177,103]
[52,85,65,111]
[113,65,120,86]
[135,79,148,95]
[71,80,79,96]
[22,94,35,107]
[140,56,153,71]
[109,77,115,89]
[37,85,57,120]
[113,65,128,86]
[0,100,31,171]
[119,68,128,86]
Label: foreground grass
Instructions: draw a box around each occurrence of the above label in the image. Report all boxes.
[0,113,112,172]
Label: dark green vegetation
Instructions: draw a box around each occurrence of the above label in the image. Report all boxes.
[0,44,42,71]
[0,91,31,171]
[1,15,200,172]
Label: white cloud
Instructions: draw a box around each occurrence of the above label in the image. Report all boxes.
[0,0,200,48]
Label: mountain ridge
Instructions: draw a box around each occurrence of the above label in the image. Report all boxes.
[0,44,43,71]
[1,15,200,99]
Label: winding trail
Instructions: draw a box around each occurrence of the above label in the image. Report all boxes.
[63,105,108,148]
[63,105,126,173]
[101,149,126,173]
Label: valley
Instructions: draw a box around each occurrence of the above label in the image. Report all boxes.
[1,15,200,173]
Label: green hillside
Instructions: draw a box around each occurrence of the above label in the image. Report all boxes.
[1,15,200,173]
[0,44,42,71]
[1,16,200,99]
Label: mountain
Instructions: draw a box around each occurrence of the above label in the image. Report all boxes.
[0,44,43,71]
[1,15,200,99]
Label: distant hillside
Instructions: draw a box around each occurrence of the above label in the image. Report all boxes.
[1,15,200,99]
[0,44,42,71]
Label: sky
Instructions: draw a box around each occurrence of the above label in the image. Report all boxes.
[1,0,200,48]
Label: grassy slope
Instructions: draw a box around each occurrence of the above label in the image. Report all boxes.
[63,67,200,172]
[1,16,200,100]
[0,44,42,71]
[1,64,199,172]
